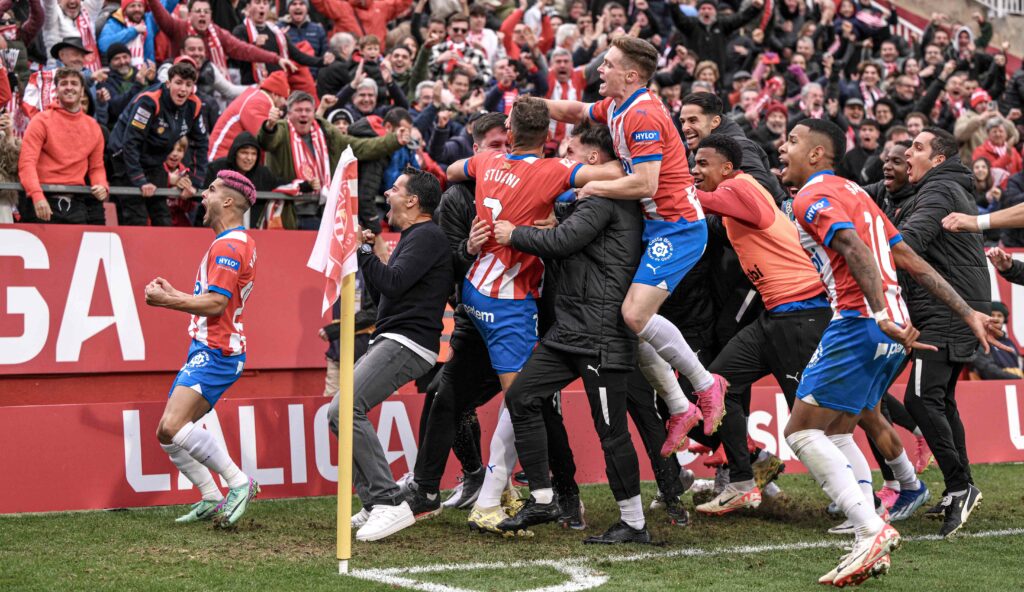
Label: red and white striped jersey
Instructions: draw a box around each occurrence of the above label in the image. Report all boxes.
[793,171,908,323]
[464,151,581,299]
[546,68,586,144]
[188,227,257,355]
[587,88,703,223]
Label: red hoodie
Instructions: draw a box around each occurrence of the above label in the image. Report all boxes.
[18,104,107,204]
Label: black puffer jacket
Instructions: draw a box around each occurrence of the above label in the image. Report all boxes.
[435,180,478,339]
[894,156,990,361]
[510,197,644,370]
[862,179,915,222]
[713,117,788,206]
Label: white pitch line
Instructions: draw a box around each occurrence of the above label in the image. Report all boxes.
[346,528,1024,592]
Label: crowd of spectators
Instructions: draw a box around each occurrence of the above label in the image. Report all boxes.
[0,0,1020,242]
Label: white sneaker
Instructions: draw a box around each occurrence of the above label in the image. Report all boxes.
[356,501,416,542]
[351,507,371,528]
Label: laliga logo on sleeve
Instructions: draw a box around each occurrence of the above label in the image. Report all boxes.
[187,351,211,368]
[647,237,673,261]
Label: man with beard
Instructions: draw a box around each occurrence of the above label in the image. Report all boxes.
[898,128,992,537]
[751,101,788,169]
[146,0,295,79]
[42,0,103,70]
[546,48,587,150]
[258,91,407,229]
[99,0,175,65]
[98,43,151,123]
[18,68,107,224]
[230,0,322,89]
[107,61,208,226]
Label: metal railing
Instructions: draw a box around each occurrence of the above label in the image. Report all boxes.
[0,182,320,202]
[976,0,1024,17]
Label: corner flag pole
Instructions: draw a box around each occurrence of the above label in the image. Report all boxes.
[337,271,355,574]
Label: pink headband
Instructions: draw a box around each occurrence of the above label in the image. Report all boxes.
[217,170,257,205]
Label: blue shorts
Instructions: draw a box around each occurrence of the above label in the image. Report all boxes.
[461,280,538,374]
[633,218,708,292]
[168,340,245,407]
[796,317,906,414]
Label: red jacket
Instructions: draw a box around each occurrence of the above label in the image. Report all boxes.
[309,0,411,47]
[500,8,553,61]
[18,104,107,204]
[208,87,274,161]
[973,141,1023,180]
[146,0,280,65]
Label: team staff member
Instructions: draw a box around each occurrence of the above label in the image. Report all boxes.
[326,167,452,543]
[900,128,991,537]
[107,60,208,226]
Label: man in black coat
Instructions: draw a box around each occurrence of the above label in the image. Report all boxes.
[670,0,766,78]
[900,127,991,537]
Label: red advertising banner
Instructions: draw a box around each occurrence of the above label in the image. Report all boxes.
[0,225,404,376]
[2,382,1022,514]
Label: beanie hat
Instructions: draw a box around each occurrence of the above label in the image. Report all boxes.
[121,0,143,11]
[765,101,788,119]
[259,70,291,99]
[217,170,258,206]
[971,89,992,109]
[106,42,130,63]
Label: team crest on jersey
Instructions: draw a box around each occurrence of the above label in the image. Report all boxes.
[647,237,673,261]
[804,198,831,223]
[187,351,211,368]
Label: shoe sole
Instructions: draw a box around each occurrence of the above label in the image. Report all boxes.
[943,491,983,539]
[356,512,416,542]
[700,376,729,437]
[833,530,901,587]
[696,499,761,516]
[413,507,442,522]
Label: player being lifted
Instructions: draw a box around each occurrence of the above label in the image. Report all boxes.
[145,171,260,528]
[543,37,727,456]
[779,119,1002,586]
[444,97,623,531]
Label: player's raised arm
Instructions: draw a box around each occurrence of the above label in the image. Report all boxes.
[543,98,588,125]
[578,159,659,201]
[943,201,1024,233]
[890,240,1007,354]
[447,158,471,182]
[571,159,625,187]
[828,229,934,352]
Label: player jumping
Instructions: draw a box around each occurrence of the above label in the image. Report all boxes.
[543,37,727,457]
[779,119,1002,586]
[145,171,259,528]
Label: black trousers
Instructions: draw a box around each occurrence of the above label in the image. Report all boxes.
[625,368,684,498]
[413,331,579,495]
[19,194,98,224]
[116,193,171,226]
[904,354,973,493]
[421,366,483,475]
[505,343,640,502]
[707,306,831,482]
[868,392,920,481]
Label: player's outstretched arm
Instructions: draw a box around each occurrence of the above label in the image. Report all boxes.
[447,158,470,182]
[145,278,229,317]
[830,229,934,351]
[543,98,588,124]
[943,201,1024,233]
[891,240,1007,354]
[578,160,659,201]
[572,160,625,187]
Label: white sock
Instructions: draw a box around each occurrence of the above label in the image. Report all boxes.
[883,480,901,492]
[828,433,874,506]
[637,315,713,391]
[885,451,921,491]
[171,421,249,489]
[756,449,771,463]
[161,442,223,501]
[637,340,690,414]
[617,494,645,529]
[476,406,518,508]
[788,429,883,539]
[533,488,554,504]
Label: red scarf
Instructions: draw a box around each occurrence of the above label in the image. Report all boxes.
[860,82,882,114]
[442,40,466,74]
[125,14,147,66]
[74,12,103,72]
[289,120,330,187]
[190,24,227,74]
[244,17,287,81]
[547,70,584,140]
[21,70,56,118]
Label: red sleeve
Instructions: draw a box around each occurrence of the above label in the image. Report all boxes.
[0,67,11,107]
[88,121,108,189]
[464,152,483,178]
[696,177,774,229]
[794,192,854,248]
[20,0,44,43]
[206,240,245,297]
[217,27,281,64]
[623,111,666,164]
[240,92,270,134]
[500,9,522,61]
[385,0,412,21]
[587,97,611,124]
[17,115,44,203]
[146,0,188,41]
[310,0,361,34]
